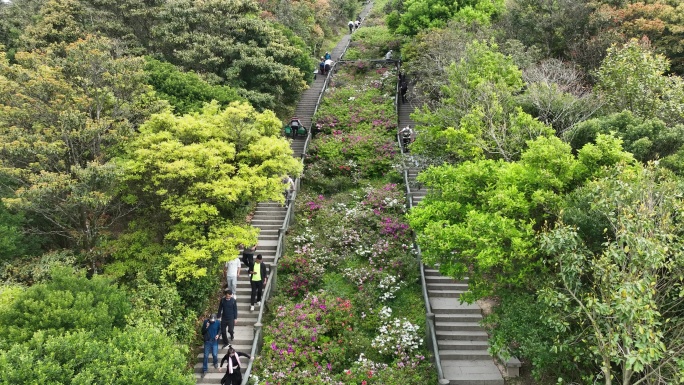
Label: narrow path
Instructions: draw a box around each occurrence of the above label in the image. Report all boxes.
[402,79,504,385]
[194,3,374,384]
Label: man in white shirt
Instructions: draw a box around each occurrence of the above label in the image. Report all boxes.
[224,257,241,299]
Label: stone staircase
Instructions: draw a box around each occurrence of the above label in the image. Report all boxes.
[193,202,282,384]
[194,4,375,384]
[402,80,504,385]
[289,31,352,158]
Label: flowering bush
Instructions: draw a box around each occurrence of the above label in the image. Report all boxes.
[313,64,397,135]
[307,130,397,179]
[362,183,405,215]
[254,38,434,385]
[345,26,402,60]
[278,254,325,297]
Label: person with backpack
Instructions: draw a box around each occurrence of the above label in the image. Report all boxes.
[319,57,326,76]
[348,20,354,33]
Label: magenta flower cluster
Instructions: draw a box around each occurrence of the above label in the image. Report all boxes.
[380,217,410,238]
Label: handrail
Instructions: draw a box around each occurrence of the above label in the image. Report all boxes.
[308,30,353,143]
[241,186,296,385]
[243,4,375,383]
[399,71,446,383]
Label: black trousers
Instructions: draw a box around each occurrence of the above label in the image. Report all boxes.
[220,319,234,344]
[250,280,263,305]
[221,370,242,385]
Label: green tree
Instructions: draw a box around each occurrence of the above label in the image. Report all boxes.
[0,267,130,346]
[391,0,503,36]
[497,0,591,58]
[540,164,684,385]
[143,57,245,115]
[408,135,634,301]
[595,38,684,126]
[119,101,303,279]
[566,110,684,171]
[19,0,86,52]
[412,40,553,162]
[0,268,193,385]
[0,37,165,255]
[150,0,309,112]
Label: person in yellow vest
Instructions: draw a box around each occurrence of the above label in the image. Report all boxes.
[248,254,269,311]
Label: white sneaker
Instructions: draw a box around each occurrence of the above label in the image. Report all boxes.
[233,295,237,300]
[250,305,254,311]
[256,301,261,307]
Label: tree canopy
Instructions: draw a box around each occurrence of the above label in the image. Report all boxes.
[119,101,302,279]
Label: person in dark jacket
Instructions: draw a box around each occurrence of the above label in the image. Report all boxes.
[248,254,269,311]
[242,245,255,271]
[220,346,252,385]
[400,80,408,104]
[217,289,238,348]
[201,313,221,377]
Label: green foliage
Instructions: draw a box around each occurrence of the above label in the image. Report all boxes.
[0,324,194,385]
[595,39,684,126]
[408,136,634,301]
[346,26,402,60]
[498,0,591,58]
[119,101,302,279]
[540,164,684,384]
[0,36,166,252]
[144,57,244,115]
[150,0,308,113]
[307,131,398,180]
[0,267,193,383]
[19,0,87,52]
[567,110,684,169]
[0,267,130,346]
[484,291,579,382]
[392,0,503,36]
[0,201,36,262]
[0,250,77,285]
[125,275,195,346]
[412,39,554,162]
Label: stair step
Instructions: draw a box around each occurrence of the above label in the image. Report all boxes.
[435,322,483,332]
[437,340,490,350]
[436,330,489,341]
[439,349,492,360]
[426,283,468,291]
[428,289,465,298]
[435,313,482,322]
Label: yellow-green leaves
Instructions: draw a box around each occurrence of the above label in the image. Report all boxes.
[120,101,302,279]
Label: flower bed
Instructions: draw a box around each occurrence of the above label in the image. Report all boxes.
[250,50,435,384]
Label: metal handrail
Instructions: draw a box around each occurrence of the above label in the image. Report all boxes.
[243,4,382,382]
[399,72,446,383]
[241,185,296,385]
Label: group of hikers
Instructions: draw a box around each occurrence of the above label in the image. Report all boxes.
[318,51,334,77]
[200,245,269,384]
[348,15,361,33]
[199,10,420,380]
